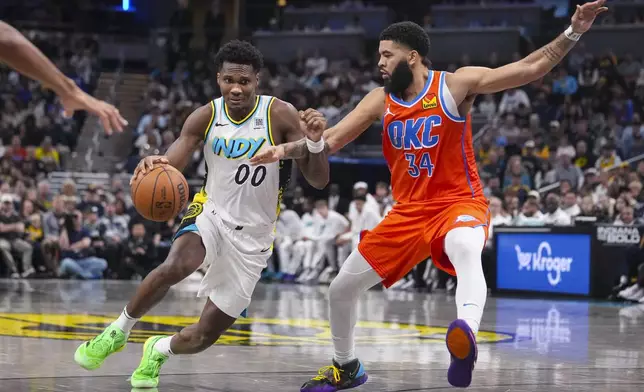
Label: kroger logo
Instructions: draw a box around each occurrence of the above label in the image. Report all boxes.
[514,242,573,287]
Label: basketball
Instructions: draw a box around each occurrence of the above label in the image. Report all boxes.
[130,164,190,222]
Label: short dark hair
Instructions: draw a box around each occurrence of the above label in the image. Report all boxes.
[622,205,634,212]
[214,40,264,72]
[380,22,430,58]
[353,194,367,202]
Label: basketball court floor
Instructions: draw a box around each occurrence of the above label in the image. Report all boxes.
[0,279,643,392]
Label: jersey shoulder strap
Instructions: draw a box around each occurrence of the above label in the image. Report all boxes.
[203,99,216,140]
[261,95,278,146]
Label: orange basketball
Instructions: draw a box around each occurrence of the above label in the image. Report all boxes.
[130,164,190,222]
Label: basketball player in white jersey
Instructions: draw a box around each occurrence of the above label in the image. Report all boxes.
[73,40,330,388]
[0,21,126,133]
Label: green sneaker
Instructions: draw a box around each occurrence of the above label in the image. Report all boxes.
[130,336,169,388]
[74,324,127,370]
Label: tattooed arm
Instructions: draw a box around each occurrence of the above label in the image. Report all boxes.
[450,34,579,97]
[278,138,324,160]
[447,0,607,99]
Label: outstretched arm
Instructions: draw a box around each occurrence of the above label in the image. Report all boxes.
[0,21,76,97]
[271,99,330,189]
[323,87,386,154]
[0,21,126,133]
[448,0,607,99]
[251,88,385,164]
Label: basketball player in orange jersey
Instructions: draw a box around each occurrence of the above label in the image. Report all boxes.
[252,1,607,390]
[0,21,126,133]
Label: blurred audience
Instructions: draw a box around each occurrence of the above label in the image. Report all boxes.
[58,209,107,279]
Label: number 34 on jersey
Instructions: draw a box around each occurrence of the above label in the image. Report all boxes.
[387,114,442,178]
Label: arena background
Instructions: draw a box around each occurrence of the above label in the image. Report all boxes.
[1,1,644,391]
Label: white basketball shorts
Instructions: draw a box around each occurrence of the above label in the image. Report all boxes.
[191,201,274,318]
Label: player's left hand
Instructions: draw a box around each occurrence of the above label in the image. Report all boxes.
[299,109,327,142]
[250,144,285,166]
[59,85,128,135]
[571,0,608,33]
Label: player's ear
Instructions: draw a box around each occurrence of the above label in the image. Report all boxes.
[216,72,221,83]
[408,50,418,66]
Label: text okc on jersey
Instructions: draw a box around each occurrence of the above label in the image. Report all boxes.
[514,242,572,287]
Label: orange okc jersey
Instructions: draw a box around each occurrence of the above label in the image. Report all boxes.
[358,70,489,288]
[382,70,483,203]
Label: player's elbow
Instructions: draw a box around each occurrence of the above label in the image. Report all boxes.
[309,175,330,190]
[307,169,330,190]
[523,60,549,82]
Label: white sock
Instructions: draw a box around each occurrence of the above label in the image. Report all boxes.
[154,336,174,356]
[112,307,139,334]
[329,250,382,366]
[459,304,481,335]
[444,226,488,336]
[333,346,356,366]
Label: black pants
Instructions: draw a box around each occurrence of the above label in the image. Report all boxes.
[482,246,495,290]
[413,259,429,288]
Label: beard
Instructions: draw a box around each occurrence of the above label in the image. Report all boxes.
[384,60,414,96]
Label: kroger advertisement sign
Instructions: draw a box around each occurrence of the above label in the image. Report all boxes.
[496,233,591,295]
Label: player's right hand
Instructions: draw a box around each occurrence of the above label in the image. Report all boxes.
[130,155,169,185]
[250,145,285,166]
[299,108,326,142]
[571,0,608,33]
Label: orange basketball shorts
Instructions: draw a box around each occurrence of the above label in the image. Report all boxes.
[358,197,489,288]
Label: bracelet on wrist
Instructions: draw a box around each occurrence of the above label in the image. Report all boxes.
[564,26,582,42]
[306,137,325,154]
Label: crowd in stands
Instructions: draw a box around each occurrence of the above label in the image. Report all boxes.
[0,174,181,281]
[0,30,163,280]
[0,31,99,172]
[477,48,644,229]
[266,0,644,34]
